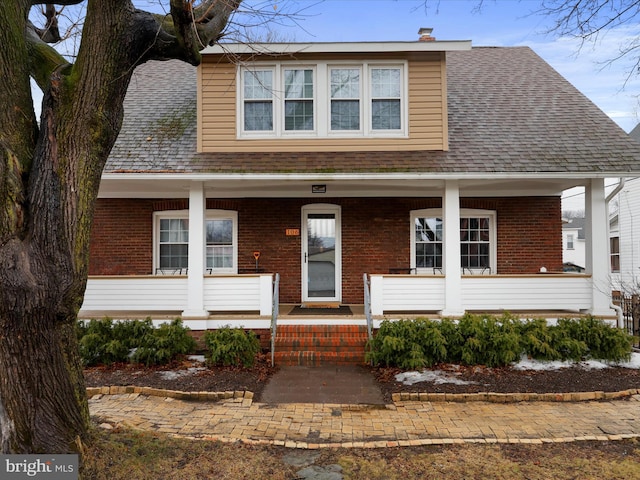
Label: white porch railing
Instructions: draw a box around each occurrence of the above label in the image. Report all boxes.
[81,274,274,316]
[368,274,593,316]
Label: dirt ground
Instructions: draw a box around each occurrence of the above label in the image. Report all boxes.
[83,354,640,402]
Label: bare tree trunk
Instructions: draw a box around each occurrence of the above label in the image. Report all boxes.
[0,0,242,455]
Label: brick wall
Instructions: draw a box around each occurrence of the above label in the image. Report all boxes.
[89,199,155,275]
[89,196,563,302]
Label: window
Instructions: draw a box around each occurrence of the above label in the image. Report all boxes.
[411,209,496,274]
[330,68,361,131]
[239,62,406,138]
[155,210,237,274]
[158,218,189,272]
[460,217,491,270]
[610,236,620,273]
[284,69,314,131]
[414,217,443,269]
[242,69,273,131]
[206,219,234,269]
[371,68,401,130]
[566,234,574,250]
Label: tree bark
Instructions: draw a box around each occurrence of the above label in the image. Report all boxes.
[0,0,242,456]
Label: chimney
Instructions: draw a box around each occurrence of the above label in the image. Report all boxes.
[418,27,435,42]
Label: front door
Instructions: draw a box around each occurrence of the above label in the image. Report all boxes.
[302,205,341,304]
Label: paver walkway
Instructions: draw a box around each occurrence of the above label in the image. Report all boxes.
[89,393,640,448]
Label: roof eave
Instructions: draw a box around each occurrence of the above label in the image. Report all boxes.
[201,40,473,56]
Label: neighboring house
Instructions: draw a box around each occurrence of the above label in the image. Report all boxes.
[562,217,586,272]
[609,177,640,294]
[80,30,640,334]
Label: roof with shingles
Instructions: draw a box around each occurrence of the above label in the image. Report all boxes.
[106,46,640,175]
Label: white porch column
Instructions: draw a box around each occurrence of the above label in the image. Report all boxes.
[585,178,613,316]
[441,180,464,316]
[182,181,209,319]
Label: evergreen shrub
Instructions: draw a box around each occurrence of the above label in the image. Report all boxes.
[204,326,260,367]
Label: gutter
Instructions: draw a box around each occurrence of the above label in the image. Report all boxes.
[606,178,625,328]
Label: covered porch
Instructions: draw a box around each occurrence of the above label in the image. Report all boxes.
[83,175,617,324]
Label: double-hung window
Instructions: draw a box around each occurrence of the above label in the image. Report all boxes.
[158,218,189,273]
[284,69,314,131]
[239,62,406,138]
[206,218,234,270]
[371,67,402,130]
[566,234,574,250]
[610,236,620,273]
[243,69,274,132]
[330,68,361,131]
[460,217,491,271]
[414,216,443,269]
[411,209,496,274]
[155,210,238,274]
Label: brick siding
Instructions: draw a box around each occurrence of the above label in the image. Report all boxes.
[89,196,563,303]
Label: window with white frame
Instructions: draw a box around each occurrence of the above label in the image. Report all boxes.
[154,210,238,274]
[239,62,406,138]
[371,67,401,130]
[284,68,314,131]
[243,69,274,132]
[566,234,574,250]
[330,67,361,131]
[411,209,497,274]
[158,218,189,273]
[610,236,620,273]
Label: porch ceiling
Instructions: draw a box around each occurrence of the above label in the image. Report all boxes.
[98,174,588,199]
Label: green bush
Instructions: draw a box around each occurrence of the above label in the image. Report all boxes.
[131,319,197,366]
[204,326,260,367]
[516,318,563,361]
[556,316,632,363]
[78,318,135,366]
[456,313,521,367]
[366,318,447,369]
[366,313,632,369]
[77,318,195,367]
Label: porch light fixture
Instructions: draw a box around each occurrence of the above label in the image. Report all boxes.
[312,184,326,194]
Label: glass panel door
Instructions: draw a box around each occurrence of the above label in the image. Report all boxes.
[302,206,341,303]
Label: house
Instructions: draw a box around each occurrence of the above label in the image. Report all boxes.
[609,177,640,294]
[606,124,640,295]
[562,217,586,272]
[80,29,640,353]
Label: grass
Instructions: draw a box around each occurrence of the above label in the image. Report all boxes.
[81,428,640,479]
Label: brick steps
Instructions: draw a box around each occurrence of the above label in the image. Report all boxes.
[274,325,369,366]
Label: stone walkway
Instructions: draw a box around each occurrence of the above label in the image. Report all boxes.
[89,392,640,448]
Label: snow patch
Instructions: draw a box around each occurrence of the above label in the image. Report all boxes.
[395,352,640,385]
[395,370,478,386]
[513,352,640,371]
[158,366,206,380]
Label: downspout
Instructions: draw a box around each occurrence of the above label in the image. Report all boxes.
[606,178,625,328]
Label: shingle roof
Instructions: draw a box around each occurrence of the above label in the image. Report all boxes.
[106,46,640,175]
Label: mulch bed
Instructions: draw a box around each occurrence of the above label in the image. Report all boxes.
[83,355,640,403]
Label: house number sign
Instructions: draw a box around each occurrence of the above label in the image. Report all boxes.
[286,228,300,236]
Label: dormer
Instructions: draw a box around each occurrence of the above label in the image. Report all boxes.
[197,30,471,153]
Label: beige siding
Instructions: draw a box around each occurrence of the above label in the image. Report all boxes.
[198,52,448,153]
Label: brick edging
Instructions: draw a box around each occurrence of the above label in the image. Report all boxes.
[86,386,253,401]
[391,389,640,403]
[87,386,640,403]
